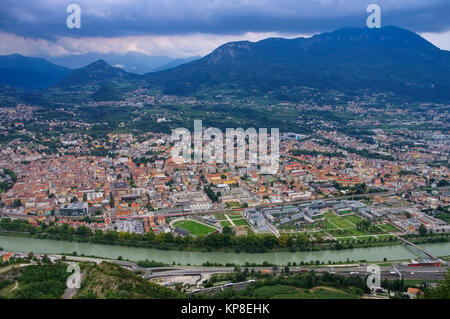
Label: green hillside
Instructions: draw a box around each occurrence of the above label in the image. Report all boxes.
[75,262,184,299]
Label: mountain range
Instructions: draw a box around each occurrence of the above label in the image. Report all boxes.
[1,26,450,103]
[0,54,71,90]
[56,59,137,88]
[144,26,450,101]
[0,52,199,91]
[42,52,200,74]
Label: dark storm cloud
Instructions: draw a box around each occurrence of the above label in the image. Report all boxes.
[0,0,450,39]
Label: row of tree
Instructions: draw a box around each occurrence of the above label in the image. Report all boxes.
[3,217,447,253]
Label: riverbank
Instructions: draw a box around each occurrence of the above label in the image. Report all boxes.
[2,216,449,254]
[0,229,426,254]
[1,228,449,255]
[1,235,449,266]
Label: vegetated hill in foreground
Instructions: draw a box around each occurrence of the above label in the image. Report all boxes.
[75,262,184,299]
[145,26,450,102]
[0,263,69,299]
[0,54,71,91]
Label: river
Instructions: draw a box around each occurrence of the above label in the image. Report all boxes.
[1,235,449,265]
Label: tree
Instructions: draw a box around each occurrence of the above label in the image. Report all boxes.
[437,179,450,187]
[357,220,371,231]
[109,192,115,208]
[418,224,427,236]
[424,270,450,299]
[222,226,232,235]
[41,255,51,264]
[277,234,291,247]
[76,225,92,238]
[12,199,22,207]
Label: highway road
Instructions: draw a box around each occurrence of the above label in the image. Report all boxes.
[142,262,449,281]
[51,254,448,281]
[183,263,450,294]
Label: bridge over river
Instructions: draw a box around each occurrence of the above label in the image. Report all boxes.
[396,236,437,259]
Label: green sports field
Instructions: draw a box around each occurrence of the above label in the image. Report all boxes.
[173,220,217,236]
[226,213,243,219]
[220,220,232,227]
[233,218,250,227]
[316,212,392,241]
[344,215,365,225]
[377,223,399,233]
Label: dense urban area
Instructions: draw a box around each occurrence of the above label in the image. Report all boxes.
[0,91,449,299]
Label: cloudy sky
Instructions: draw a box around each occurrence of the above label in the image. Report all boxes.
[1,0,450,58]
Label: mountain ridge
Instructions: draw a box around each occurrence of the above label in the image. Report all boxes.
[143,26,450,101]
[43,52,200,74]
[2,26,450,102]
[55,59,138,88]
[0,54,71,90]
